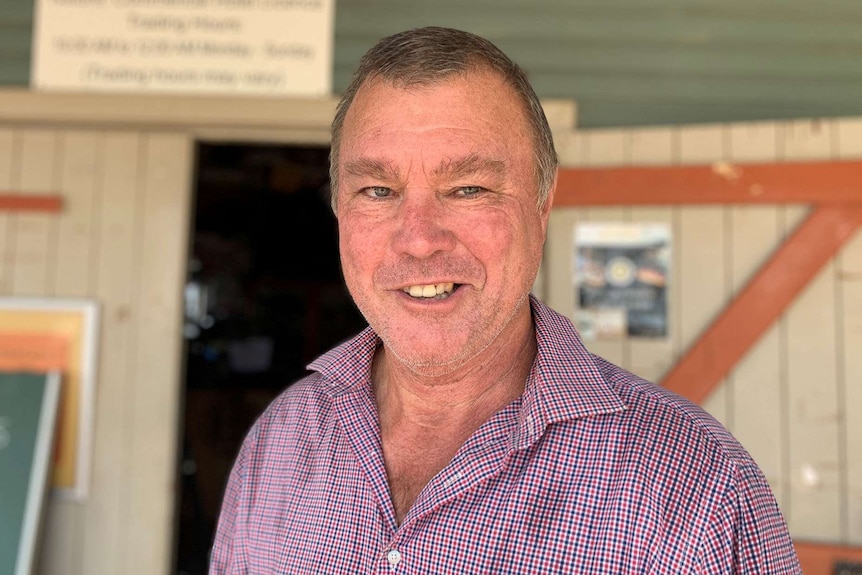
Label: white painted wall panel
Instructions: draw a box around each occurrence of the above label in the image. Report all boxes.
[728,122,780,163]
[0,126,192,575]
[628,127,674,166]
[676,124,726,165]
[841,232,862,544]
[837,116,862,544]
[53,132,99,297]
[780,122,841,541]
[0,129,13,294]
[627,127,676,383]
[82,133,143,575]
[126,134,191,573]
[784,264,841,541]
[837,118,862,159]
[726,206,785,506]
[38,131,100,575]
[583,129,627,166]
[580,129,629,366]
[13,130,57,296]
[677,125,730,424]
[781,120,835,160]
[725,124,785,508]
[0,129,80,575]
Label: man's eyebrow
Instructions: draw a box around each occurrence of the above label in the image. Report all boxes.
[342,158,401,180]
[432,153,507,180]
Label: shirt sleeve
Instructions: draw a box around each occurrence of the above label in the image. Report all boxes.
[697,462,801,574]
[208,427,255,575]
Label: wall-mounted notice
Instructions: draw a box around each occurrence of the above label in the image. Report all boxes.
[31,0,334,96]
[0,298,99,501]
[574,222,671,340]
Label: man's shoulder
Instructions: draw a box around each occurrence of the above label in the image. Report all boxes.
[233,330,377,468]
[530,299,748,466]
[590,355,755,473]
[244,371,335,445]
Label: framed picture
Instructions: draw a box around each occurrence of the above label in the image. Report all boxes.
[574,223,671,339]
[0,371,61,575]
[0,299,99,500]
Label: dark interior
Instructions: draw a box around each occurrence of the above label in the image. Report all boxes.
[175,142,366,575]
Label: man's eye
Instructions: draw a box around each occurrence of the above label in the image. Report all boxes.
[363,186,392,198]
[456,186,484,197]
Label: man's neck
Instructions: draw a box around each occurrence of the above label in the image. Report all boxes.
[372,305,538,524]
[373,305,537,428]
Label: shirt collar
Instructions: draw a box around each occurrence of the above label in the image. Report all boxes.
[308,296,626,441]
[517,296,626,448]
[307,323,380,396]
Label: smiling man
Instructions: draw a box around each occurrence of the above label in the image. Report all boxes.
[211,27,800,574]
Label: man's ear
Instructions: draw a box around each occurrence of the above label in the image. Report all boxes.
[540,171,557,234]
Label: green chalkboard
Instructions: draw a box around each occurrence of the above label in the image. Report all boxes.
[0,371,60,575]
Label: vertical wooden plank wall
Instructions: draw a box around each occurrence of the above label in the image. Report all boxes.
[0,127,192,575]
[0,130,13,293]
[725,123,785,509]
[838,119,862,545]
[546,117,862,545]
[627,128,676,384]
[675,126,730,425]
[127,134,192,572]
[580,129,628,367]
[546,131,587,321]
[782,121,840,541]
[83,133,140,574]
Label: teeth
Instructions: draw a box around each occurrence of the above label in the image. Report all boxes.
[403,283,455,299]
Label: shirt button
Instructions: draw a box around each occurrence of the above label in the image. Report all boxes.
[387,549,402,566]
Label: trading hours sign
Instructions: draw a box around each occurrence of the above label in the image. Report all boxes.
[31,0,334,96]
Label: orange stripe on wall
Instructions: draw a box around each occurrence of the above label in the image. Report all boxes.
[554,161,862,206]
[0,194,63,212]
[795,541,862,574]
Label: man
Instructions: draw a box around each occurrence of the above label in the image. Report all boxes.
[211,27,800,573]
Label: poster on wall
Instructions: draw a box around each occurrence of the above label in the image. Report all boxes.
[31,0,335,97]
[574,223,670,340]
[0,299,99,501]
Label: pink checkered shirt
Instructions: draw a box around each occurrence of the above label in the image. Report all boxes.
[211,297,800,574]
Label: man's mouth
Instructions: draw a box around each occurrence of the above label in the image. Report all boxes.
[402,283,456,299]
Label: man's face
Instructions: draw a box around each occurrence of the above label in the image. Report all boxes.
[336,69,553,373]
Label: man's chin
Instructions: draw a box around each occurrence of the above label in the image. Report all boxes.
[381,341,476,377]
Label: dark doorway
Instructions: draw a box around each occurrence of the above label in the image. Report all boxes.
[175,142,366,575]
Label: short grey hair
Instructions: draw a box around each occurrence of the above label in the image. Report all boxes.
[329,26,558,212]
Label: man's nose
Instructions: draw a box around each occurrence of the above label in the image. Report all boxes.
[390,193,456,258]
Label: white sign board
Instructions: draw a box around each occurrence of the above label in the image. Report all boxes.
[31,0,334,97]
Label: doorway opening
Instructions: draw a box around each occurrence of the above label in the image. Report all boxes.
[175,142,366,574]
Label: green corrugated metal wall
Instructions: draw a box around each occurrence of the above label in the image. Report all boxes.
[0,0,33,87]
[4,0,862,128]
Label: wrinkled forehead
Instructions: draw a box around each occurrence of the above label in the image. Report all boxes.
[343,70,530,139]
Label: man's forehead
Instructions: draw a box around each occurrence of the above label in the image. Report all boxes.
[337,67,533,183]
[342,152,507,180]
[343,70,526,139]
